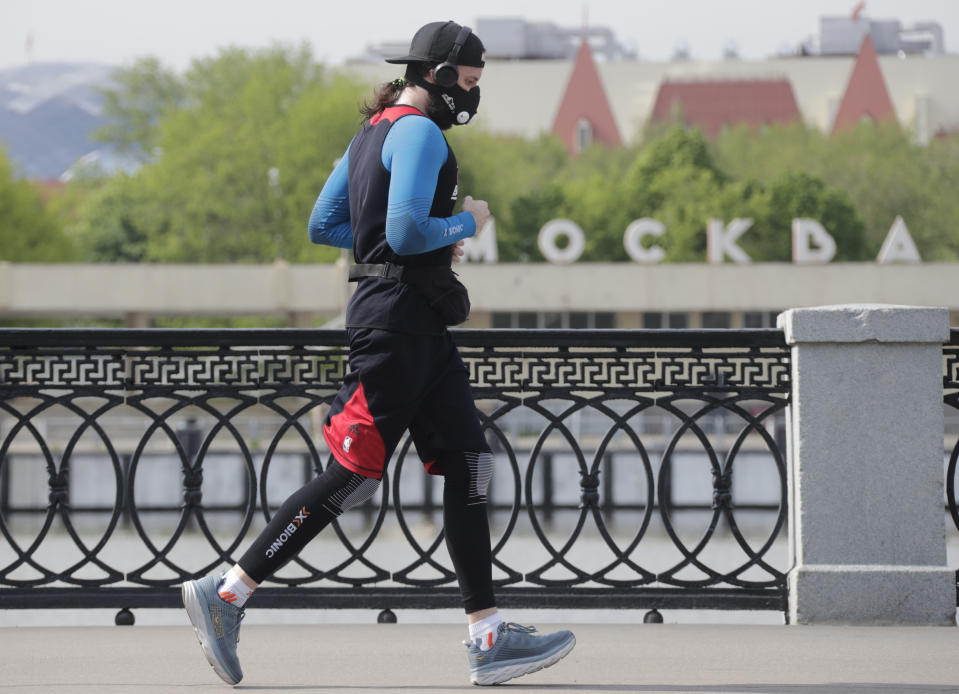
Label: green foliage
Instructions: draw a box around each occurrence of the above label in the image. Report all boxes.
[72,174,154,261]
[480,125,864,263]
[506,184,566,261]
[710,122,959,261]
[609,129,727,261]
[640,164,726,261]
[0,150,77,261]
[448,129,568,261]
[627,126,726,188]
[721,170,867,262]
[80,43,367,263]
[92,56,185,159]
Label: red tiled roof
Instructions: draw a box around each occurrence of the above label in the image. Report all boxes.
[831,35,897,133]
[650,79,801,136]
[551,41,622,154]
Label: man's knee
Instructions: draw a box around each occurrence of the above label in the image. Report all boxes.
[323,461,381,515]
[459,451,493,504]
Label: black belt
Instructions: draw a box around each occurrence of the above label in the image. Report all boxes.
[348,262,405,282]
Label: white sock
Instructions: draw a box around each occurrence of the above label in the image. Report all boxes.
[468,613,503,652]
[216,568,254,608]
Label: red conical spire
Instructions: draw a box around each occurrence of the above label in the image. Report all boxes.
[831,35,897,133]
[551,40,622,154]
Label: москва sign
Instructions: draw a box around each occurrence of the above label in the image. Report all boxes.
[461,216,921,264]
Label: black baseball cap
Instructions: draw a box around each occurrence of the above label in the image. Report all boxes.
[385,21,485,68]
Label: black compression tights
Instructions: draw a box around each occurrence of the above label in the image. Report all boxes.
[237,451,497,614]
[441,450,496,613]
[238,460,380,584]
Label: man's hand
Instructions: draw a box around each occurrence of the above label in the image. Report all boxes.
[452,240,465,263]
[463,195,490,235]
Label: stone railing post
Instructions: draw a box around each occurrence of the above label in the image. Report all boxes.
[779,304,954,625]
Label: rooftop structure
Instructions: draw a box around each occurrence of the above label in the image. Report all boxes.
[801,4,945,56]
[356,17,636,64]
[474,17,635,61]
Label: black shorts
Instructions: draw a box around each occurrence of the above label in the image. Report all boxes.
[323,327,487,479]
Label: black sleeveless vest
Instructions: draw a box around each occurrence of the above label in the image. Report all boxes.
[346,105,459,334]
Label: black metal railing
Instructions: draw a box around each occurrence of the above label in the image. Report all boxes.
[0,329,790,615]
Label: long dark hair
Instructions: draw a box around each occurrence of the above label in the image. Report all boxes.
[360,64,431,120]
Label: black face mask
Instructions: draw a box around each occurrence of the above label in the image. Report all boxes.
[415,77,480,130]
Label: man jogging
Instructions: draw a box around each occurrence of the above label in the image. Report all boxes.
[182,20,575,687]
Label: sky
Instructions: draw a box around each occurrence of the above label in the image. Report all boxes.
[1,0,958,71]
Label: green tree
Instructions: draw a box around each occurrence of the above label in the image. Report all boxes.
[734,170,868,262]
[278,72,379,262]
[80,44,370,263]
[92,56,185,160]
[643,165,727,261]
[72,174,154,261]
[506,184,566,261]
[449,130,568,261]
[604,127,728,262]
[0,150,77,261]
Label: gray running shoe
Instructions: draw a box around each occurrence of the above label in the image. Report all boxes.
[466,622,575,686]
[181,574,245,685]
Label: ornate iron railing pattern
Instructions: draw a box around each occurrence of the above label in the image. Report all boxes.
[0,329,790,612]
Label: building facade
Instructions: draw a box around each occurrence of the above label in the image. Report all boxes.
[344,37,959,149]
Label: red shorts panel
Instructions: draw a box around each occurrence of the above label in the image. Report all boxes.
[323,381,387,479]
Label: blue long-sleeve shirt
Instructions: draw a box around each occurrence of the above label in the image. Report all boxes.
[308,115,476,254]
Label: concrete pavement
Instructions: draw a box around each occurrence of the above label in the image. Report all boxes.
[1,622,959,693]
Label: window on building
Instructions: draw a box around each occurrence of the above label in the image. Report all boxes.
[594,312,615,329]
[744,311,782,328]
[642,312,663,329]
[643,312,689,329]
[575,118,593,153]
[543,312,564,329]
[490,311,617,329]
[702,312,731,329]
[517,312,538,329]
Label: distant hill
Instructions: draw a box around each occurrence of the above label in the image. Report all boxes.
[0,62,136,181]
